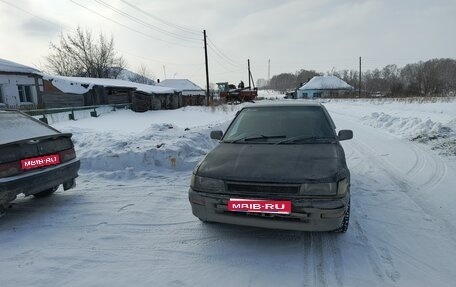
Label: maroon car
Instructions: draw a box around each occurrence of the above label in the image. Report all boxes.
[0,110,80,216]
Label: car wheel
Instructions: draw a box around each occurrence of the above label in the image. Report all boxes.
[334,201,350,233]
[33,186,58,198]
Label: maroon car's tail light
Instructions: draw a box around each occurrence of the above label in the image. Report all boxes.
[58,148,76,163]
[0,161,22,178]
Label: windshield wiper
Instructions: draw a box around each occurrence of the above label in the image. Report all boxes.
[275,136,335,144]
[225,134,286,143]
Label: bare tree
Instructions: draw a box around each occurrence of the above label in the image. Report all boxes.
[45,26,126,78]
[128,64,155,85]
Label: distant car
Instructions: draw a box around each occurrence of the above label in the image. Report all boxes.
[0,110,80,216]
[189,103,353,232]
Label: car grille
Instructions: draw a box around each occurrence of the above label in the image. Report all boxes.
[226,182,300,195]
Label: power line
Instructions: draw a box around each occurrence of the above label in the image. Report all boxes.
[208,47,238,72]
[207,37,241,65]
[69,0,200,49]
[93,0,200,43]
[117,49,201,66]
[207,44,241,69]
[119,0,200,35]
[0,0,71,33]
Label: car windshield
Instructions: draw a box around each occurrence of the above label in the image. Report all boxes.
[222,106,336,143]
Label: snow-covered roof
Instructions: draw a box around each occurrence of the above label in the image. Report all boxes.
[0,58,41,75]
[298,76,353,90]
[157,79,204,92]
[42,74,176,95]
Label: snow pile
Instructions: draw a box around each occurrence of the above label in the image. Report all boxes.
[69,124,219,180]
[52,105,242,179]
[362,112,456,155]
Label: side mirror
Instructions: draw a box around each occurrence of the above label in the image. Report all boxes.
[338,130,353,141]
[210,130,223,140]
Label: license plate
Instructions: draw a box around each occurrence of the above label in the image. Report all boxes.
[21,154,60,170]
[228,199,292,214]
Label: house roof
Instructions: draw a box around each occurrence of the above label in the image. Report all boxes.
[0,58,41,75]
[41,74,177,95]
[298,76,353,91]
[156,79,204,92]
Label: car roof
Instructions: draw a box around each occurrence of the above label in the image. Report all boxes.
[244,100,323,108]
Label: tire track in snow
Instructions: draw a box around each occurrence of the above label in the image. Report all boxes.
[310,233,327,287]
[404,143,426,176]
[351,219,387,283]
[301,233,312,287]
[349,139,456,239]
[325,235,344,287]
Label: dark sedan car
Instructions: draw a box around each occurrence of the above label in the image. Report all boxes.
[189,103,353,232]
[0,110,80,216]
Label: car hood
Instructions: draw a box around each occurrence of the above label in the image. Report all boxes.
[196,143,348,183]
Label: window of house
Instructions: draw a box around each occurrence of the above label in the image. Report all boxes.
[18,85,33,102]
[0,85,3,103]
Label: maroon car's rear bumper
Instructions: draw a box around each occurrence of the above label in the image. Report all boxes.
[0,158,80,202]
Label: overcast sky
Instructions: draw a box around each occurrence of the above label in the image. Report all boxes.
[1,0,455,87]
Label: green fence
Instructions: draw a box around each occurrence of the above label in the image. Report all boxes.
[23,103,132,124]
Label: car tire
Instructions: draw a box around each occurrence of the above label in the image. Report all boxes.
[33,186,58,198]
[334,201,350,233]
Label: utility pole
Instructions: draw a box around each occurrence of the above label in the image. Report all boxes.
[203,30,210,106]
[358,56,362,97]
[248,59,251,88]
[268,59,271,81]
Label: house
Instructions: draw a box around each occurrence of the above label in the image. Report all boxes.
[0,58,43,109]
[42,75,181,112]
[156,79,206,106]
[297,76,354,99]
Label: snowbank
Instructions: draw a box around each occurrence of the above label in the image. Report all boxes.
[362,112,456,155]
[52,105,242,179]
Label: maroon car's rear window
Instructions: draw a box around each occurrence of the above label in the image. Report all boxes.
[0,111,59,145]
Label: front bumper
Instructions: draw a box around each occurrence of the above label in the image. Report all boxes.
[0,158,80,202]
[189,188,350,231]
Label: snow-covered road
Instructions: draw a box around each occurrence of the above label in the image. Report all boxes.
[1,100,456,287]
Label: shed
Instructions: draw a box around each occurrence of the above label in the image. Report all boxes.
[297,76,354,99]
[42,75,181,112]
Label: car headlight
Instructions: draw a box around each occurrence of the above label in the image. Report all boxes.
[337,178,349,195]
[191,174,225,193]
[300,182,337,195]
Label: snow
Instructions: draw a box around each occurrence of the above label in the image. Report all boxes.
[299,76,354,90]
[41,74,176,95]
[257,89,286,100]
[324,98,456,155]
[0,58,40,74]
[2,97,456,286]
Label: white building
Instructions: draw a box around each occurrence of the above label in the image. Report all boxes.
[0,58,43,109]
[156,79,205,96]
[157,79,206,106]
[297,76,354,99]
